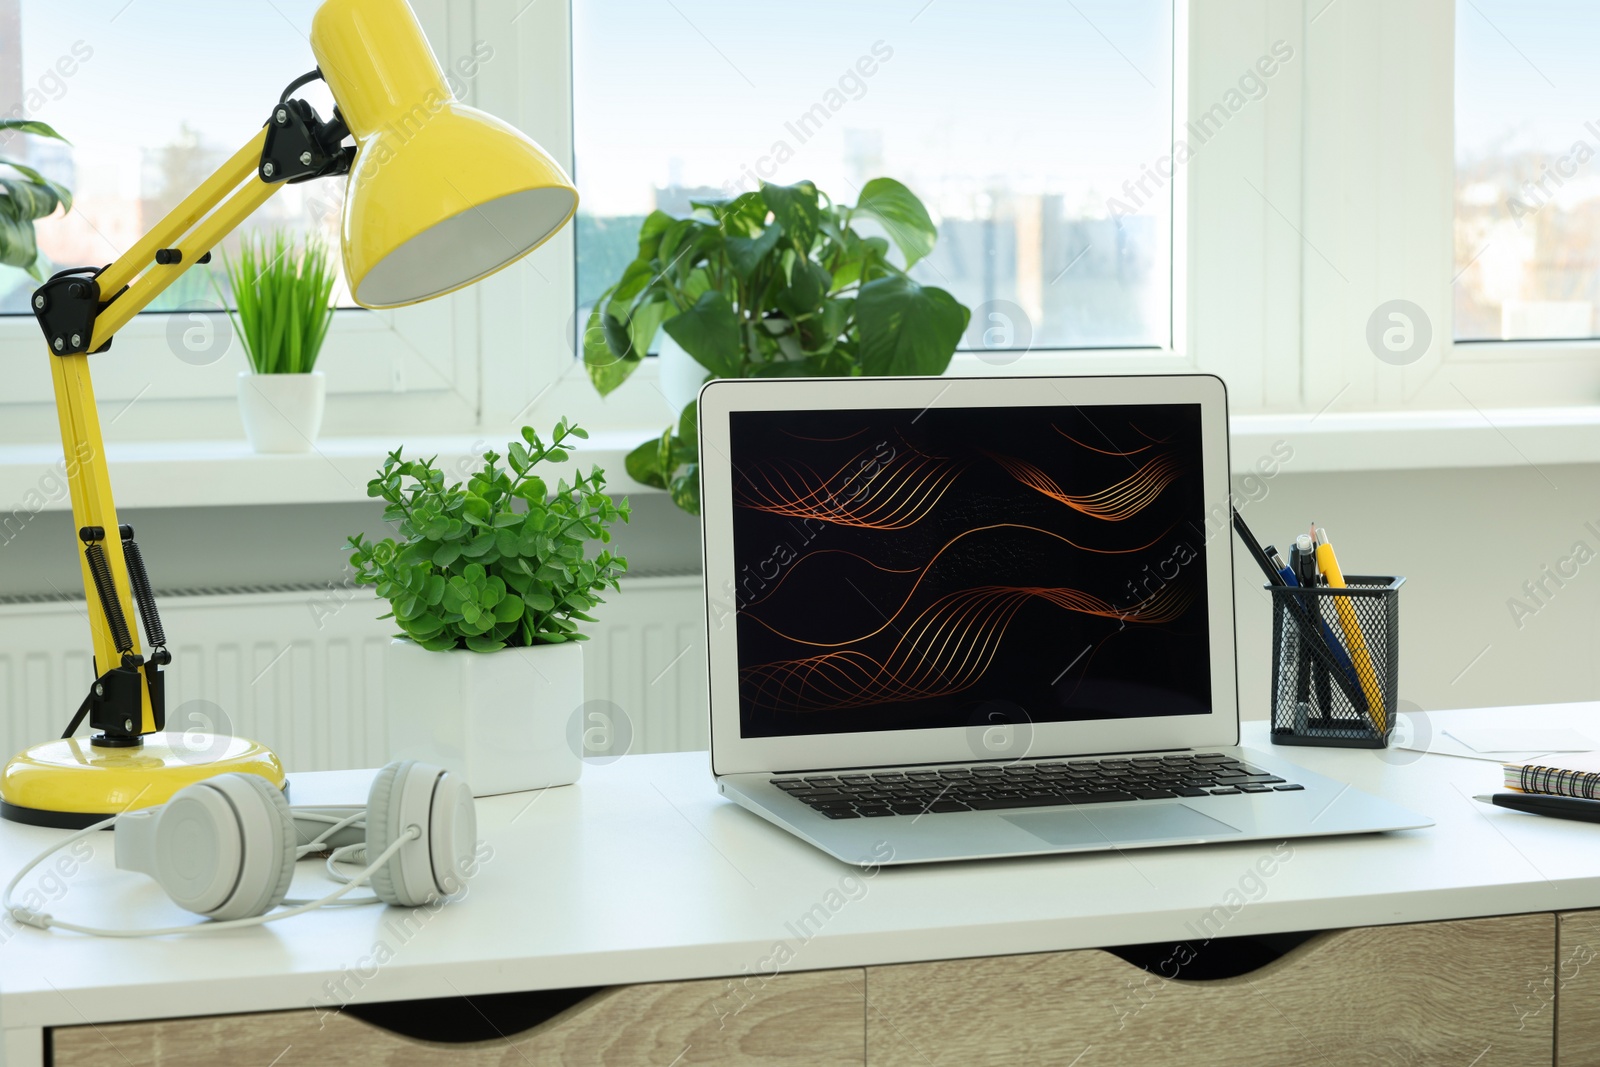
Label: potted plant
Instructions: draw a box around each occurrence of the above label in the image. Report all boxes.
[583,178,970,513]
[0,119,74,282]
[347,420,629,796]
[222,229,337,453]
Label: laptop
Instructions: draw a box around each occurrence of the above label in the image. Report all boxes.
[698,374,1432,866]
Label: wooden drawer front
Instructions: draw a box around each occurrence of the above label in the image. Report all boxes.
[866,914,1553,1067]
[1557,910,1600,1066]
[51,969,865,1067]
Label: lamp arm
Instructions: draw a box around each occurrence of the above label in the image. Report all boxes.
[31,126,290,746]
[29,67,358,749]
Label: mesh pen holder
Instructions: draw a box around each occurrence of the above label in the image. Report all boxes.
[1269,575,1403,748]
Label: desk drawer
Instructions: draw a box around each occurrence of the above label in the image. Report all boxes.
[866,914,1552,1067]
[50,969,865,1067]
[1557,909,1600,1066]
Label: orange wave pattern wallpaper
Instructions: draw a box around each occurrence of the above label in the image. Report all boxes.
[730,403,1213,738]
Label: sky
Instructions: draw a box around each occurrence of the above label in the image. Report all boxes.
[14,0,1172,220]
[1456,0,1600,161]
[17,1,330,161]
[13,0,1172,224]
[5,0,1588,348]
[572,0,1172,218]
[12,0,1590,207]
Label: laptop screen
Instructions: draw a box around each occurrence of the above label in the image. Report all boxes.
[729,402,1213,740]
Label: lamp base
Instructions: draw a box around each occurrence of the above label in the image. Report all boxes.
[0,732,286,829]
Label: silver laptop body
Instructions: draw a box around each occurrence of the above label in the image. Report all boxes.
[698,374,1432,866]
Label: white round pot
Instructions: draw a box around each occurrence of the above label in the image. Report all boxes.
[657,333,708,414]
[238,371,326,454]
[383,637,584,797]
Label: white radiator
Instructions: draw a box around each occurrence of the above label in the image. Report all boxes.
[0,576,708,773]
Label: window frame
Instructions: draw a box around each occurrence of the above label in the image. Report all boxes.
[15,1,1581,453]
[518,0,1600,426]
[499,0,1272,437]
[1298,0,1600,414]
[1451,0,1600,360]
[525,0,1454,423]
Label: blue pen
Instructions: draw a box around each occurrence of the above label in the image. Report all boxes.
[1270,547,1298,589]
[1272,546,1367,714]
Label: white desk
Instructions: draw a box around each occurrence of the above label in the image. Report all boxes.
[5,704,1600,1067]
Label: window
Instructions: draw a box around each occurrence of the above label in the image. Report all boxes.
[1455,0,1600,342]
[0,0,475,433]
[4,0,352,314]
[571,0,1174,354]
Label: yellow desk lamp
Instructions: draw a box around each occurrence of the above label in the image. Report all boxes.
[0,0,578,826]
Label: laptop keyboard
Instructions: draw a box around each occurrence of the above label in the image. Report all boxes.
[770,752,1303,819]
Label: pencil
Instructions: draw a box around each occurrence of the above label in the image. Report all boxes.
[1313,527,1386,731]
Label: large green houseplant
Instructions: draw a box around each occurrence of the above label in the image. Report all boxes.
[0,119,74,280]
[583,178,969,513]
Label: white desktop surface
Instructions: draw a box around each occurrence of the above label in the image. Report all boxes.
[3,705,1600,1036]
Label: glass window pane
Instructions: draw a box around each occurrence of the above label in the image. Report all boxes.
[1455,0,1600,341]
[573,0,1173,353]
[0,0,354,315]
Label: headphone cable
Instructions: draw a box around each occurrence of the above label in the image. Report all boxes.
[4,823,419,937]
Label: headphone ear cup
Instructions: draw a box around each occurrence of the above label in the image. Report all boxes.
[367,760,464,907]
[365,761,420,906]
[229,773,297,918]
[366,764,406,908]
[204,774,296,921]
[141,781,243,917]
[148,773,294,920]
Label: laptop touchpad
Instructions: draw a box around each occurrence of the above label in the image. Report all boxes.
[1004,804,1241,847]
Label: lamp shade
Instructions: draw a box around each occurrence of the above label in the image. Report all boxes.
[310,0,578,308]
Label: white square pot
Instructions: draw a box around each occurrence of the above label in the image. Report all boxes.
[237,371,326,453]
[384,638,583,797]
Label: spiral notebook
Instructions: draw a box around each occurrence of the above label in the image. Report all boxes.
[1504,755,1600,799]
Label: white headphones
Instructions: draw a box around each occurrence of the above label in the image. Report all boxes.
[3,760,477,936]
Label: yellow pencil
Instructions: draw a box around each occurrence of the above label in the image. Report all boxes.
[1314,527,1386,731]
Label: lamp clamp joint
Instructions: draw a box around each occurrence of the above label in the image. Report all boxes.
[63,659,166,748]
[33,267,112,357]
[76,665,147,747]
[261,96,353,185]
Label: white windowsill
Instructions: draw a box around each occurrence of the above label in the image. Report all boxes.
[5,407,1600,512]
[0,431,653,513]
[1231,405,1600,475]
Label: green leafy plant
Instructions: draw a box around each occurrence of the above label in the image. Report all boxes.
[583,178,970,513]
[347,420,629,653]
[221,229,337,374]
[0,119,73,280]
